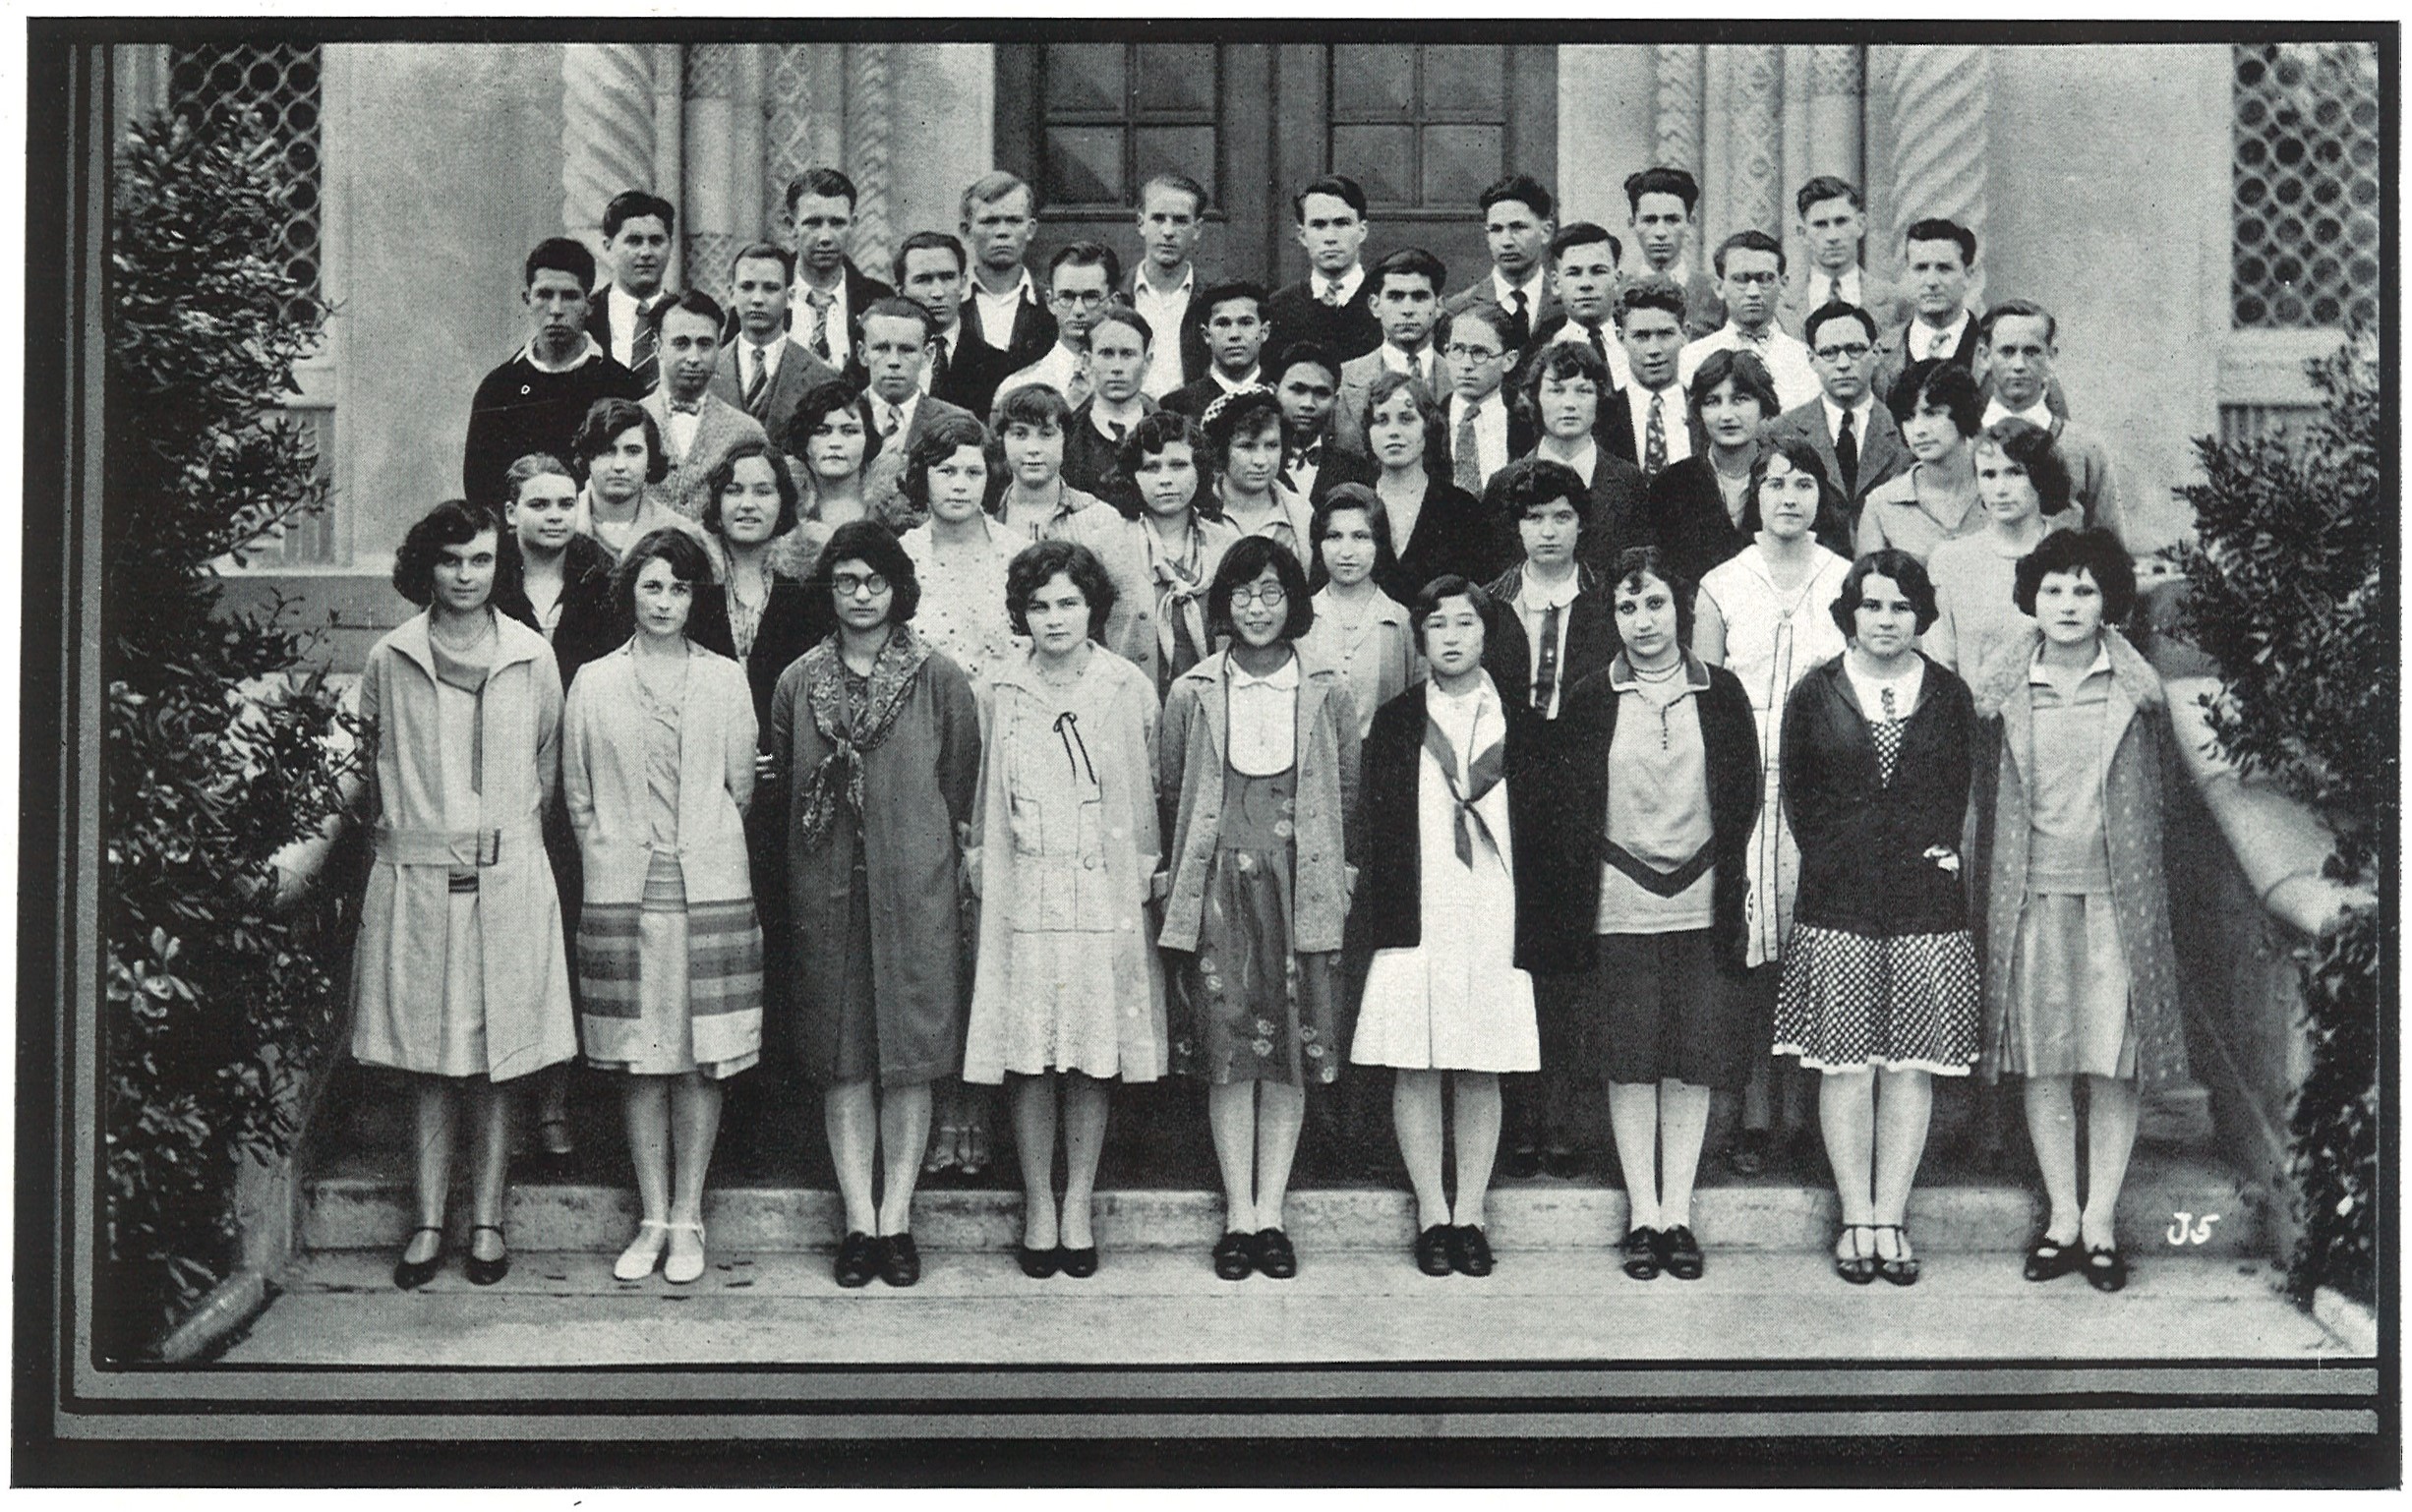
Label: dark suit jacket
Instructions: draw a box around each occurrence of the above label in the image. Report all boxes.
[688,576,825,730]
[928,324,1025,422]
[707,336,844,453]
[793,260,897,378]
[1479,561,1618,724]
[1598,382,1689,469]
[1061,396,1159,515]
[1506,447,1649,574]
[1762,396,1912,521]
[584,284,673,391]
[1444,278,1559,354]
[857,392,979,529]
[1642,458,1856,585]
[1286,435,1379,505]
[1871,312,1980,407]
[959,276,1057,377]
[1267,276,1382,365]
[1376,478,1503,605]
[1161,373,1258,420]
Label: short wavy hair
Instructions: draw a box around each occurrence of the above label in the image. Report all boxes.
[784,378,880,473]
[1831,548,1941,639]
[1116,409,1207,503]
[700,438,802,539]
[1522,337,1614,404]
[804,518,921,625]
[1606,544,1697,650]
[2013,526,2137,623]
[1976,417,2075,516]
[990,381,1074,436]
[1200,384,1285,472]
[1485,456,1588,523]
[391,498,500,608]
[1308,484,1399,592]
[1685,346,1780,430]
[573,397,669,485]
[902,412,996,512]
[1886,357,1985,437]
[1737,435,1849,543]
[1206,535,1315,643]
[1358,368,1448,468]
[502,452,577,506]
[1408,573,1500,653]
[612,527,715,632]
[1005,539,1117,640]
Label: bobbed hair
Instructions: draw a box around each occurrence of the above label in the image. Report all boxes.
[573,397,669,485]
[392,498,500,608]
[1738,435,1849,542]
[1486,456,1589,523]
[1116,409,1207,500]
[784,378,881,475]
[902,413,995,510]
[1975,417,2075,516]
[1005,539,1118,641]
[1408,573,1500,653]
[700,438,802,540]
[990,381,1076,436]
[1886,357,1985,437]
[1200,385,1285,466]
[2013,526,2137,622]
[1206,535,1315,643]
[1831,549,1941,639]
[502,452,577,506]
[612,527,715,633]
[1307,483,1400,593]
[1358,369,1448,468]
[1606,545,1697,651]
[1685,347,1780,430]
[805,518,920,626]
[1523,338,1613,402]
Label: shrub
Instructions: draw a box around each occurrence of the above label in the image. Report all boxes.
[2166,335,2385,1308]
[101,106,352,1360]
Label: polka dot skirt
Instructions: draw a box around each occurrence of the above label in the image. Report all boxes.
[1772,924,1982,1076]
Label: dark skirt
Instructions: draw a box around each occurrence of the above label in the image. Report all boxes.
[1589,929,1756,1090]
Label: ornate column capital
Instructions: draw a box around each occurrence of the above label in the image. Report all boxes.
[560,42,656,244]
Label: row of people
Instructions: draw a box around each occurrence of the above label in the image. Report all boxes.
[363,397,2178,1295]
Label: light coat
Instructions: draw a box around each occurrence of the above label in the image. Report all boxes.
[561,641,759,906]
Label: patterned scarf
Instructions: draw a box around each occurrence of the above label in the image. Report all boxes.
[791,626,933,851]
[1147,516,1211,683]
[1423,694,1505,868]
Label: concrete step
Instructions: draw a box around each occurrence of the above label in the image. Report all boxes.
[301,1145,2267,1258]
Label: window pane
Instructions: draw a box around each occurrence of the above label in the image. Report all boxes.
[1422,46,1504,118]
[1045,43,1126,116]
[1330,125,1415,207]
[1422,125,1503,206]
[1045,126,1125,205]
[1134,43,1216,116]
[1134,127,1217,201]
[1331,44,1414,120]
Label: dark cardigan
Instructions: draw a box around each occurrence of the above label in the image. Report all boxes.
[1779,652,1974,939]
[689,577,825,730]
[1480,562,1618,725]
[1343,681,1524,954]
[1375,477,1504,605]
[1505,657,1761,977]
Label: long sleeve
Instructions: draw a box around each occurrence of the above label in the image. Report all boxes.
[351,653,383,821]
[931,656,983,836]
[722,662,758,814]
[1329,683,1365,870]
[1778,675,1830,855]
[1134,676,1163,879]
[1926,586,1962,672]
[1157,678,1197,841]
[561,673,597,840]
[531,648,565,812]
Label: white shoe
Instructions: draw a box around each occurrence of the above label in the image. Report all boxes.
[614,1219,669,1281]
[664,1221,707,1285]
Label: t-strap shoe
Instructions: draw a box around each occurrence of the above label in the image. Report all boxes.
[664,1222,707,1285]
[614,1219,670,1282]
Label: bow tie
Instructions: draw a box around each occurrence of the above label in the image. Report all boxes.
[1286,438,1323,469]
[668,399,702,416]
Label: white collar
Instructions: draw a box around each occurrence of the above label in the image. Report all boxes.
[1381,342,1434,375]
[1492,266,1547,307]
[1984,395,2055,431]
[1212,366,1262,393]
[873,390,918,427]
[1812,266,1863,304]
[1821,393,1878,433]
[1315,264,1365,305]
[1721,320,1784,347]
[1912,310,1971,355]
[1135,263,1195,299]
[1453,389,1503,420]
[1517,563,1582,612]
[976,267,1038,307]
[1538,436,1598,482]
[522,334,602,375]
[1227,654,1303,692]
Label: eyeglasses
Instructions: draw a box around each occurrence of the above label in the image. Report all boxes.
[1228,584,1287,609]
[1444,343,1503,362]
[1812,342,1873,362]
[832,571,890,599]
[1053,289,1109,308]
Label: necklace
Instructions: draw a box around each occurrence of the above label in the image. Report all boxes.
[1035,646,1090,689]
[1629,657,1684,682]
[429,611,494,652]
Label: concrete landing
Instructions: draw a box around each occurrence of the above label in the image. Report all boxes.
[225,1249,2352,1367]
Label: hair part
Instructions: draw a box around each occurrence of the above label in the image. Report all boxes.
[1049,239,1123,293]
[1291,173,1369,221]
[892,229,969,287]
[572,397,669,484]
[2013,526,2137,622]
[1976,417,2075,515]
[1005,538,1118,640]
[1886,356,1986,436]
[503,452,578,505]
[700,438,802,540]
[1549,221,1622,267]
[1369,246,1448,301]
[1308,482,1400,592]
[602,189,676,242]
[785,166,859,216]
[1803,300,1880,349]
[1137,171,1211,217]
[1903,216,1978,267]
[805,518,920,625]
[1479,173,1555,222]
[1713,228,1787,278]
[1486,456,1588,523]
[902,413,995,509]
[730,240,795,283]
[1409,573,1500,653]
[1685,347,1780,426]
[1794,175,1862,218]
[1979,297,2059,349]
[1608,544,1697,651]
[1831,549,1942,638]
[391,498,500,607]
[1738,435,1848,540]
[611,526,715,632]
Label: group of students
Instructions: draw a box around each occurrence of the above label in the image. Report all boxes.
[358,154,2184,1300]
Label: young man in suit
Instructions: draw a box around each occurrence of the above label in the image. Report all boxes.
[1128,172,1212,400]
[1446,173,1559,351]
[1440,302,1529,498]
[642,290,772,520]
[1267,339,1375,503]
[893,229,1014,420]
[1521,339,1649,569]
[1161,280,1269,418]
[999,241,1119,411]
[1599,276,1693,479]
[1334,247,1447,453]
[1267,174,1382,364]
[1872,217,1982,401]
[1528,222,1633,393]
[1763,300,1912,518]
[586,189,677,391]
[1062,303,1157,512]
[1776,176,1912,339]
[1623,166,1726,339]
[1978,299,2116,535]
[710,241,842,454]
[1678,230,1822,412]
[785,167,895,370]
[959,170,1056,375]
[463,237,644,511]
[853,297,976,528]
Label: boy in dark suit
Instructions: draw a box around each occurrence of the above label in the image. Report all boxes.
[585,189,676,390]
[1266,174,1382,363]
[463,237,644,511]
[709,242,842,452]
[1161,280,1270,418]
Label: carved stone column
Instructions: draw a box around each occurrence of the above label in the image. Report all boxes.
[560,42,656,248]
[682,43,739,302]
[1880,43,1991,303]
[843,42,894,278]
[1807,44,1866,186]
[765,44,843,236]
[1652,44,1703,175]
[651,44,683,291]
[1721,44,1785,244]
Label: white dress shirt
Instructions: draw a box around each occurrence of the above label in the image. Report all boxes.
[1447,392,1511,485]
[1539,437,1599,489]
[1492,266,1549,324]
[738,336,786,395]
[1678,323,1823,412]
[1804,266,1865,313]
[1225,653,1302,776]
[1000,344,1091,409]
[869,390,920,442]
[1314,264,1366,307]
[1379,342,1441,390]
[604,284,660,372]
[1907,310,1972,364]
[663,400,702,457]
[1132,264,1195,398]
[1844,653,1926,725]
[1550,319,1634,390]
[1821,394,1882,448]
[793,273,854,364]
[971,267,1037,353]
[1623,383,1693,469]
[919,323,966,396]
[1512,565,1583,721]
[1982,395,2055,431]
[1207,366,1263,397]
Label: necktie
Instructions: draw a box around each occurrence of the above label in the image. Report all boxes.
[807,289,835,360]
[1531,602,1562,715]
[1453,404,1484,494]
[743,343,770,408]
[1107,418,1128,442]
[1320,279,1345,308]
[1875,684,1904,785]
[880,402,901,438]
[630,298,660,383]
[1507,289,1530,347]
[1586,323,1610,367]
[1835,408,1860,495]
[927,335,950,392]
[1643,391,1668,478]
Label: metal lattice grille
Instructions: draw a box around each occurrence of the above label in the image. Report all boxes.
[168,43,324,317]
[2233,41,2380,329]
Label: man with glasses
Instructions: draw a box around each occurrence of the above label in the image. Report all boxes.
[1764,301,1910,518]
[1678,230,1821,412]
[1439,303,1531,497]
[998,242,1122,412]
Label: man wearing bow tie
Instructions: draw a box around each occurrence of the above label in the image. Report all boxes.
[1267,339,1375,505]
[1334,246,1448,453]
[1266,174,1383,364]
[639,290,770,519]
[1678,230,1822,412]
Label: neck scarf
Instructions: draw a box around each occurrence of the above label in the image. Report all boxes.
[1423,688,1505,867]
[791,625,933,850]
[428,613,498,794]
[1147,517,1211,680]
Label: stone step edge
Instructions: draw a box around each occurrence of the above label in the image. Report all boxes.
[304,1175,2270,1257]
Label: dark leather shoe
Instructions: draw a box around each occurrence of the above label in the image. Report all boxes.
[834,1230,879,1289]
[879,1231,922,1288]
[1447,1224,1495,1277]
[1212,1230,1255,1281]
[463,1224,509,1287]
[2085,1245,2129,1293]
[1414,1223,1454,1277]
[1657,1224,1703,1281]
[392,1226,443,1291]
[1015,1243,1060,1279]
[1056,1245,1098,1279]
[2025,1234,2083,1282]
[1502,1145,1544,1180]
[1622,1226,1663,1280]
[1254,1228,1298,1280]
